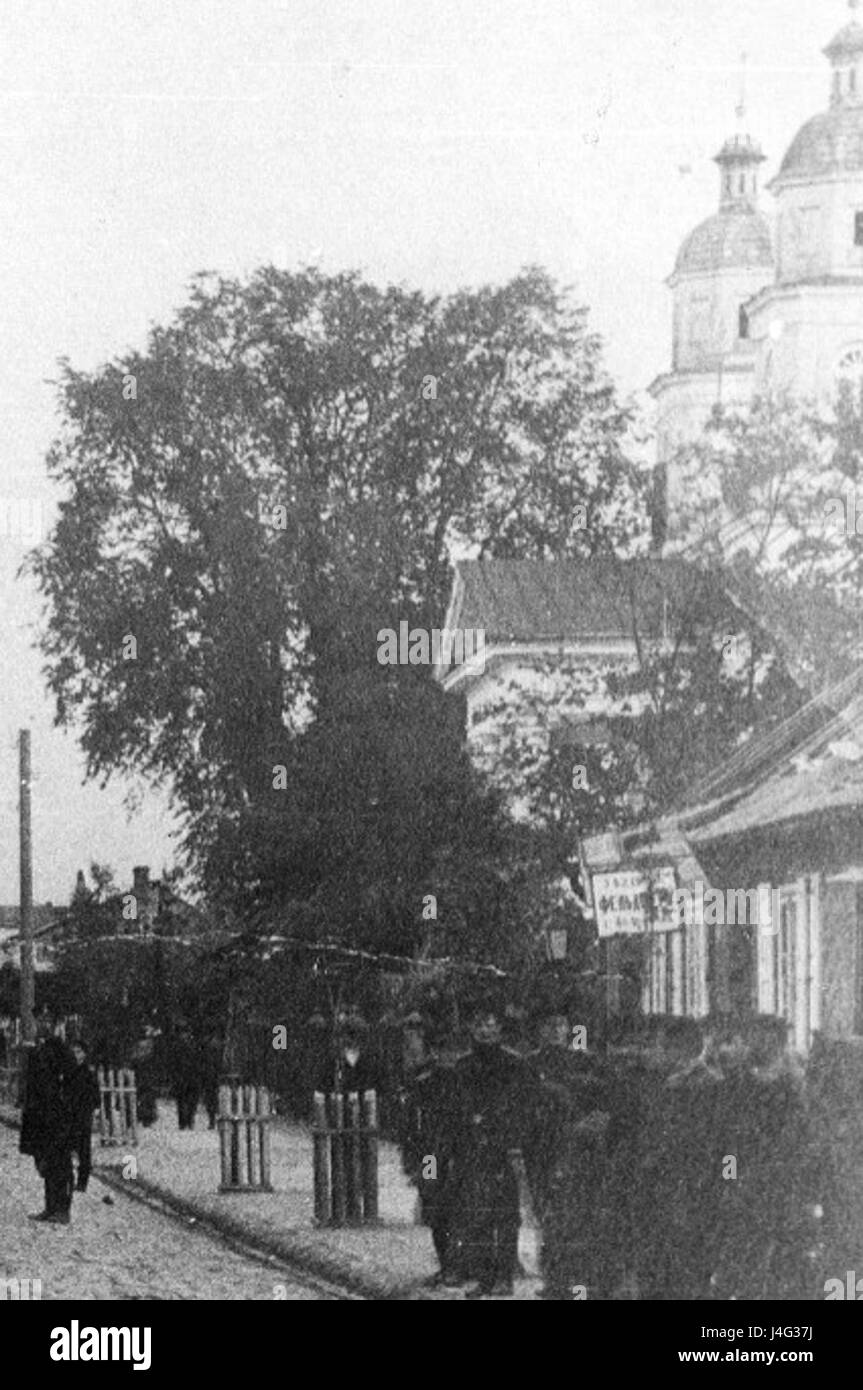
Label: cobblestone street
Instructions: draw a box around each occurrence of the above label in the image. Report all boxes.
[0,1128,341,1301]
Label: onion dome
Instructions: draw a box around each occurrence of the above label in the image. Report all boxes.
[775,2,863,186]
[675,212,773,277]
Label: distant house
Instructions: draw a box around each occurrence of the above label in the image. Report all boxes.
[0,905,62,973]
[55,866,204,946]
[435,556,760,818]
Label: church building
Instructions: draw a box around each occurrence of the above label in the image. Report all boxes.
[651,1,863,522]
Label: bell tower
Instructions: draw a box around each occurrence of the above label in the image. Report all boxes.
[649,82,773,543]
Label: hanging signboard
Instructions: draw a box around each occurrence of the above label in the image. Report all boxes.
[592,866,677,937]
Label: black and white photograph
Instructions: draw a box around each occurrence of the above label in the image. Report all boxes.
[0,0,860,1347]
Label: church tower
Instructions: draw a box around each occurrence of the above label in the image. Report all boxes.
[747,0,863,401]
[649,103,774,537]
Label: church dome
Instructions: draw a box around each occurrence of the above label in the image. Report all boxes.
[674,209,773,276]
[777,104,863,181]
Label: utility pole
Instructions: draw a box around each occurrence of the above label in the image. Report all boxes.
[19,729,34,1045]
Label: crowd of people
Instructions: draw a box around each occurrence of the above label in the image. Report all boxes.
[397,1002,830,1300]
[14,1001,835,1297]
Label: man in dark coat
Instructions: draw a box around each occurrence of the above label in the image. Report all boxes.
[130,1028,159,1127]
[524,1010,616,1299]
[398,1031,466,1286]
[449,1003,527,1298]
[19,1036,77,1224]
[200,1031,223,1130]
[171,1025,202,1129]
[636,1018,726,1300]
[67,1041,100,1193]
[713,1016,824,1300]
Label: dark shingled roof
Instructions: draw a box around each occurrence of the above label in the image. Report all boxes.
[449,558,739,645]
[714,133,767,166]
[674,210,773,277]
[777,105,863,182]
[824,20,863,58]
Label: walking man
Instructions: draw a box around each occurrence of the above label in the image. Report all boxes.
[171,1025,202,1130]
[20,1036,77,1225]
[450,1001,527,1298]
[67,1040,100,1193]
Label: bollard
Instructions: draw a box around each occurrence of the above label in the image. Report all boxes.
[98,1067,138,1147]
[217,1081,273,1192]
[311,1089,380,1227]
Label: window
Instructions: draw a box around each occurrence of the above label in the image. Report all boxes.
[855,212,863,246]
[738,305,749,340]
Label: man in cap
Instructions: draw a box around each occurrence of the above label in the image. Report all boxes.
[524,1007,616,1299]
[449,1000,528,1298]
[398,1016,467,1287]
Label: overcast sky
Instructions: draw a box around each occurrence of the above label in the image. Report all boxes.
[0,0,846,903]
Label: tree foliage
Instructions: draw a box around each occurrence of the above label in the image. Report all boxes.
[31,265,645,945]
[670,388,863,691]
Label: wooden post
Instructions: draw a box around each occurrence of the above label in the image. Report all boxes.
[98,1067,108,1144]
[18,731,34,1046]
[312,1092,330,1224]
[258,1086,272,1190]
[218,1083,231,1189]
[361,1090,379,1223]
[346,1091,362,1222]
[329,1091,346,1225]
[229,1084,240,1185]
[126,1068,139,1145]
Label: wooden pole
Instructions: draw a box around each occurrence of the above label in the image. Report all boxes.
[361,1090,379,1223]
[313,1091,330,1223]
[329,1092,346,1226]
[347,1091,362,1222]
[258,1086,272,1191]
[18,731,34,1046]
[218,1082,231,1189]
[126,1068,138,1146]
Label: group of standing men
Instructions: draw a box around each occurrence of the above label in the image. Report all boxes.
[399,1003,827,1300]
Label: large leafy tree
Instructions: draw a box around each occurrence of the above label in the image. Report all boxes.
[669,387,863,691]
[31,265,646,921]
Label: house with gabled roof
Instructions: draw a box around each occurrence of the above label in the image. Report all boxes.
[434,555,772,818]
